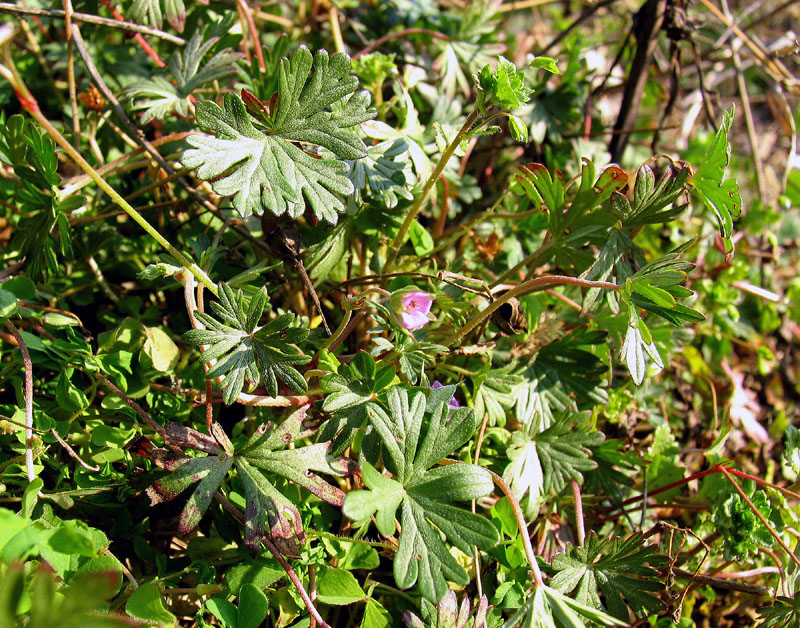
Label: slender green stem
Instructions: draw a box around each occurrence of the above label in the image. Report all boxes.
[306,527,394,550]
[383,107,480,274]
[0,50,217,296]
[445,275,621,346]
[319,309,353,355]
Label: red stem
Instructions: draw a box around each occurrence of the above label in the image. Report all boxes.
[610,463,800,513]
[353,28,450,60]
[98,0,165,67]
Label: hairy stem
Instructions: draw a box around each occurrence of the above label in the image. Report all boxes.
[571,479,585,547]
[445,275,621,346]
[383,107,480,274]
[5,321,35,482]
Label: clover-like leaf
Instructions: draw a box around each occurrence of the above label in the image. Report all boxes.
[124,33,242,124]
[343,386,499,603]
[689,108,741,250]
[182,283,310,404]
[182,46,376,222]
[550,532,668,620]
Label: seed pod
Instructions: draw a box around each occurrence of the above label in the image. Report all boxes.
[490,296,528,336]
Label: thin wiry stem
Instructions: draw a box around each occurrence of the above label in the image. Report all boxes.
[0,45,217,295]
[352,28,449,60]
[95,373,178,453]
[214,491,331,628]
[237,0,265,71]
[64,0,80,150]
[4,321,35,483]
[49,428,100,472]
[571,479,585,547]
[488,469,544,586]
[0,3,186,44]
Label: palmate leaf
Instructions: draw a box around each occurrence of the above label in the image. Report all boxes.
[534,329,609,405]
[758,594,800,628]
[504,412,602,514]
[689,108,741,249]
[610,164,689,227]
[504,585,625,628]
[550,532,668,620]
[343,138,414,208]
[182,283,310,404]
[182,46,376,222]
[152,410,355,554]
[318,352,396,455]
[534,411,603,494]
[1,115,74,281]
[472,362,523,428]
[235,408,356,554]
[343,386,499,603]
[152,453,233,534]
[124,33,241,124]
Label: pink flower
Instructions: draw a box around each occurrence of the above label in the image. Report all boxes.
[399,291,433,330]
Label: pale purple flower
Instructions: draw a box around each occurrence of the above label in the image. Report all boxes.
[431,381,460,409]
[399,291,433,330]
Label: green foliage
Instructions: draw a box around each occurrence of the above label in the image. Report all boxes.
[478,57,532,112]
[550,532,667,620]
[689,109,742,250]
[343,386,499,603]
[154,411,355,552]
[182,283,310,403]
[0,2,784,627]
[124,33,242,123]
[183,46,376,222]
[711,482,777,561]
[128,0,186,31]
[758,594,800,628]
[0,563,128,628]
[504,585,625,628]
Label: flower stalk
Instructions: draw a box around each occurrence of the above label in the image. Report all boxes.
[383,107,480,274]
